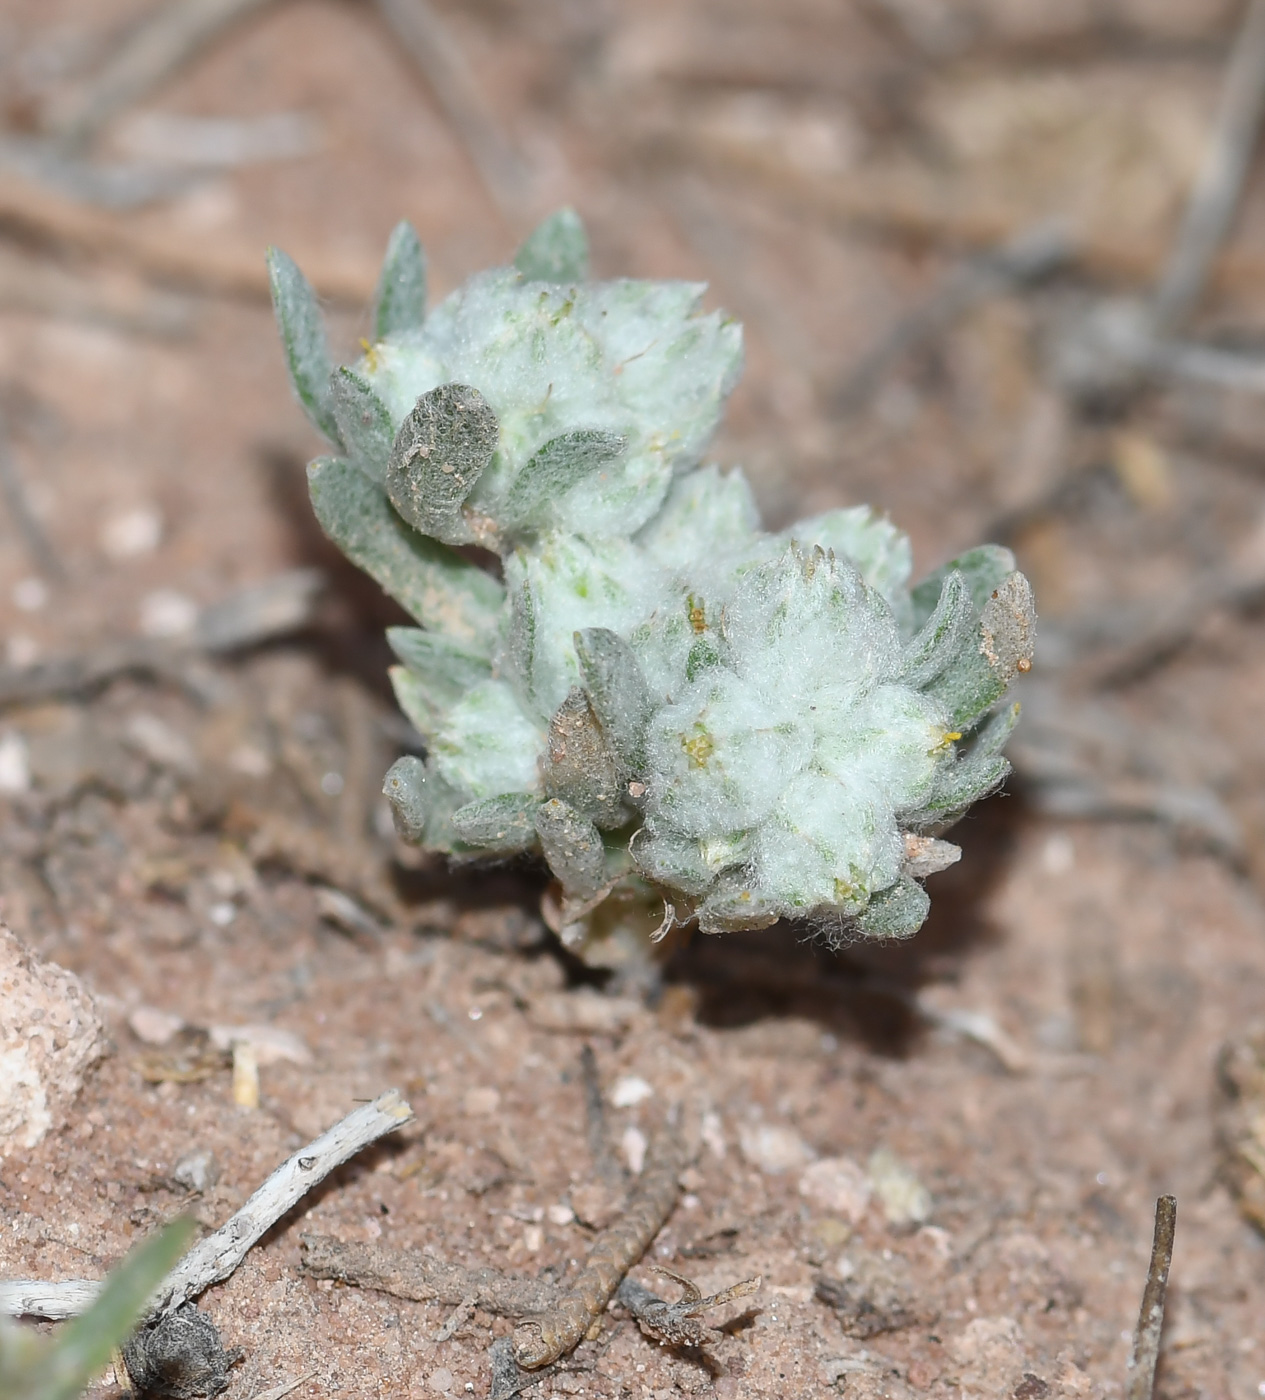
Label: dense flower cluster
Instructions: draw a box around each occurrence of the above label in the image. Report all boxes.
[270,211,1034,960]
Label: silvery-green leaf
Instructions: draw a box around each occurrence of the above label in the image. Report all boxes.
[383,755,467,850]
[451,792,542,853]
[501,429,627,529]
[898,570,973,689]
[387,626,492,707]
[535,798,607,898]
[915,705,1018,826]
[307,455,502,647]
[696,877,780,934]
[430,679,542,800]
[373,220,427,340]
[389,665,442,739]
[514,208,589,282]
[386,382,499,544]
[925,572,1035,727]
[574,626,654,779]
[330,368,394,482]
[630,825,715,897]
[542,687,626,828]
[911,544,1016,630]
[267,245,339,443]
[856,876,930,939]
[383,755,431,842]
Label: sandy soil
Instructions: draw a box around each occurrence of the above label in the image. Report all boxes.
[2,2,1265,1397]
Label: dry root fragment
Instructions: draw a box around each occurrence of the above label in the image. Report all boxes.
[511,1116,695,1368]
[299,1235,557,1316]
[617,1266,762,1348]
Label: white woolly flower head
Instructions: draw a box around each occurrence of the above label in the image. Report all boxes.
[270,210,1035,958]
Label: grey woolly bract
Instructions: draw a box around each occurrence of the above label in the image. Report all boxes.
[270,210,1034,952]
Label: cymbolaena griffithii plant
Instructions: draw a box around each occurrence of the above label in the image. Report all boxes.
[268,210,1034,967]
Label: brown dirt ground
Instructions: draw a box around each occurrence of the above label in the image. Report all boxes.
[3,2,1265,1397]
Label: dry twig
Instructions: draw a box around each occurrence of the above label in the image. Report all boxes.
[0,407,63,582]
[47,0,281,148]
[0,569,324,710]
[835,223,1071,414]
[373,0,533,219]
[299,1235,558,1316]
[1125,1195,1176,1400]
[1150,0,1265,335]
[0,167,374,303]
[511,1116,695,1369]
[0,1089,414,1319]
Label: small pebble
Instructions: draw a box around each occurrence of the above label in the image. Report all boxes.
[140,588,198,638]
[739,1122,815,1175]
[172,1149,220,1194]
[101,505,163,559]
[0,732,31,795]
[609,1075,654,1107]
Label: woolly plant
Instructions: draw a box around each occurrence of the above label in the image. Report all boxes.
[269,211,1034,966]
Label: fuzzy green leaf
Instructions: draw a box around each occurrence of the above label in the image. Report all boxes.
[911,544,1016,631]
[502,429,628,528]
[266,246,339,444]
[514,208,589,282]
[308,456,502,647]
[542,687,627,828]
[696,878,780,934]
[898,570,973,689]
[383,755,429,842]
[451,792,542,852]
[386,383,499,544]
[574,627,654,779]
[856,876,930,939]
[387,627,492,707]
[630,825,715,897]
[383,755,468,850]
[373,220,428,340]
[535,798,607,898]
[388,666,441,739]
[330,368,394,483]
[925,572,1035,728]
[915,707,1019,825]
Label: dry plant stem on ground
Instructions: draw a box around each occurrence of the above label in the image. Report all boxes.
[0,569,323,709]
[0,1089,414,1320]
[46,0,279,148]
[1125,1196,1177,1400]
[511,1116,695,1368]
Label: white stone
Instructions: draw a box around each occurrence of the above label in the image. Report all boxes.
[0,923,106,1154]
[101,505,163,560]
[739,1122,815,1174]
[139,589,198,638]
[0,732,31,795]
[609,1075,654,1107]
[798,1155,871,1221]
[208,1023,312,1065]
[128,1005,184,1045]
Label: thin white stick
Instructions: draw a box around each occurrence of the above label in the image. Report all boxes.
[0,1280,101,1319]
[0,1089,414,1320]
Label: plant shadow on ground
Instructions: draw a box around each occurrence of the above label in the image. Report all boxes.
[663,788,1027,1057]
